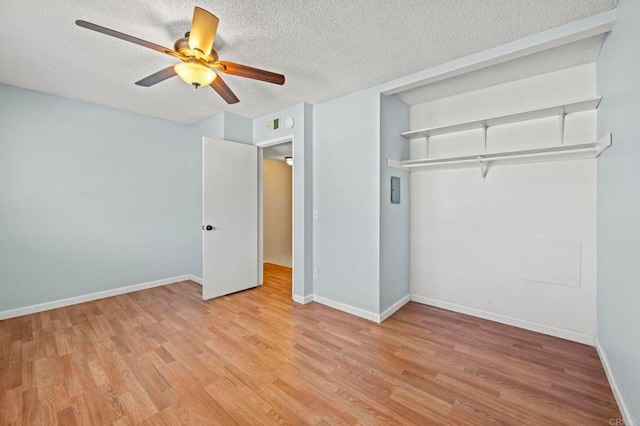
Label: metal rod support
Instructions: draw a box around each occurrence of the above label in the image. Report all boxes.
[482,123,488,153]
[559,108,566,145]
[426,135,430,159]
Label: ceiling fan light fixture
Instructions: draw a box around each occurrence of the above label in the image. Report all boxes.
[76,6,285,104]
[174,62,216,88]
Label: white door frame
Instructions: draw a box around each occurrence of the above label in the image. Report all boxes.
[256,135,295,297]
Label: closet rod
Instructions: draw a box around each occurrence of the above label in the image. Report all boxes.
[389,133,612,172]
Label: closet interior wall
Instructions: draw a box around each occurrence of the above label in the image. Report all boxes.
[408,64,598,343]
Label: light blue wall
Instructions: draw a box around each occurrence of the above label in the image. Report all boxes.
[191,112,225,139]
[303,103,314,296]
[0,85,261,310]
[253,103,305,144]
[596,0,640,420]
[253,103,313,298]
[0,84,191,311]
[313,89,381,313]
[379,94,410,312]
[312,89,410,316]
[224,112,253,145]
[0,81,289,314]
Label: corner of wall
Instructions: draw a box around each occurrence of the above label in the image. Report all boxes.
[224,112,253,144]
[379,94,411,314]
[303,102,315,298]
[595,0,640,421]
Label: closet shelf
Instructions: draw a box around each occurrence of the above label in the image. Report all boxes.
[400,97,601,141]
[388,134,611,176]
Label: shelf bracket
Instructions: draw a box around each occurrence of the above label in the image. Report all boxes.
[595,133,613,157]
[477,156,488,179]
[559,108,566,145]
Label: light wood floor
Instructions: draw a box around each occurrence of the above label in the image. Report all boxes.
[1,263,621,425]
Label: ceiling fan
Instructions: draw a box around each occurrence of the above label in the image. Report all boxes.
[76,7,285,104]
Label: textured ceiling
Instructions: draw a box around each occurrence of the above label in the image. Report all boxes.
[0,0,616,124]
[263,142,292,161]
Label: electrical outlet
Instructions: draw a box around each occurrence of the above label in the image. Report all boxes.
[313,269,318,280]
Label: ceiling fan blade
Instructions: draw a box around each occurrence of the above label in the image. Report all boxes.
[188,7,219,57]
[76,20,183,60]
[217,61,285,85]
[135,66,177,87]
[210,74,239,104]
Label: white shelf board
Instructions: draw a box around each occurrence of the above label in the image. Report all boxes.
[401,97,601,140]
[388,134,611,172]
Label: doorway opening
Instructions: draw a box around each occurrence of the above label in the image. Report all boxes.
[259,139,294,298]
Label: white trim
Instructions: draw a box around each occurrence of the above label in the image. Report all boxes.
[292,294,313,304]
[254,134,294,148]
[189,275,203,285]
[0,275,190,320]
[410,294,594,345]
[380,294,412,322]
[595,338,634,426]
[306,294,410,323]
[312,295,380,323]
[258,146,264,287]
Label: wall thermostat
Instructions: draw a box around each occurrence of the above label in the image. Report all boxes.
[266,117,280,131]
[285,117,295,129]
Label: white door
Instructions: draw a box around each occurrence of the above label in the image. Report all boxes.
[202,137,258,300]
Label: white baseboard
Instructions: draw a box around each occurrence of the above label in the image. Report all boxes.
[380,294,411,322]
[312,295,380,323]
[410,294,595,346]
[595,338,633,426]
[303,294,410,323]
[292,294,313,304]
[189,275,203,285]
[0,275,190,320]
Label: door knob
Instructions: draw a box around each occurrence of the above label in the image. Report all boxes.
[203,225,215,231]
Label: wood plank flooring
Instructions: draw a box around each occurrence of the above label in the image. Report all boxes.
[1,263,621,425]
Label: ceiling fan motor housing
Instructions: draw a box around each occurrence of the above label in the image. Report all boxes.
[174,37,218,63]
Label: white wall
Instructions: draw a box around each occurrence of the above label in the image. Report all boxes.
[409,65,598,343]
[263,159,292,267]
[596,0,640,420]
[0,84,191,312]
